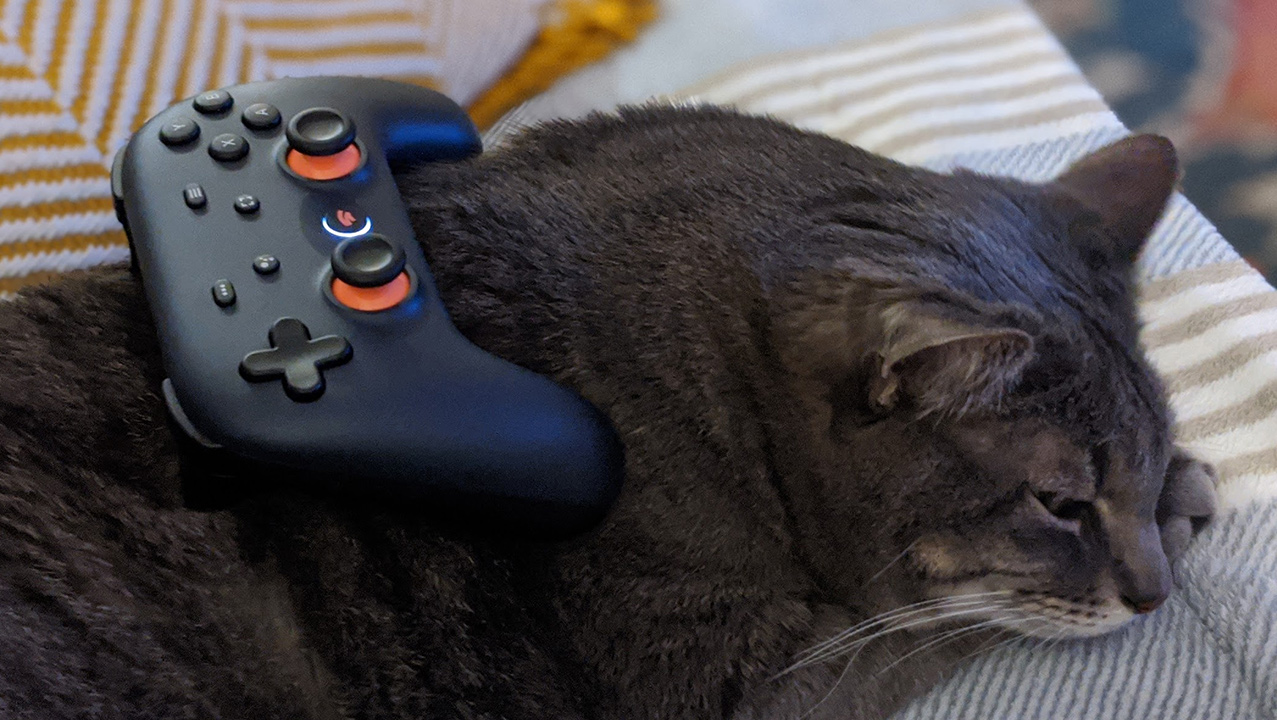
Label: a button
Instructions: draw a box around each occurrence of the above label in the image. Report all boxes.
[193,89,233,114]
[286,108,356,156]
[159,116,200,146]
[253,254,279,275]
[233,194,260,214]
[239,318,352,402]
[330,234,405,288]
[321,207,372,238]
[208,133,248,162]
[286,144,361,181]
[331,272,412,312]
[211,279,236,307]
[241,103,280,130]
[184,183,207,209]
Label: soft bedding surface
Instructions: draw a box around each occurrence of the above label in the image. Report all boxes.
[500,3,1277,717]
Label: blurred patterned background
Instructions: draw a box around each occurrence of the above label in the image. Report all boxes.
[1031,0,1277,282]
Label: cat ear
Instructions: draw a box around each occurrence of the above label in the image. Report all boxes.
[1053,134,1179,262]
[871,301,1034,417]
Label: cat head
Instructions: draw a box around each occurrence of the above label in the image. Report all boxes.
[777,135,1214,639]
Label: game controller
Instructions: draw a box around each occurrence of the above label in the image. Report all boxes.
[111,77,624,533]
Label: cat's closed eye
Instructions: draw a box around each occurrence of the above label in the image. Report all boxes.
[1030,489,1091,526]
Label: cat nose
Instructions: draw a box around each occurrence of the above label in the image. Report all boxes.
[1108,519,1171,615]
[1122,593,1166,615]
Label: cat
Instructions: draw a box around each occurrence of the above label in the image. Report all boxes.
[0,105,1217,719]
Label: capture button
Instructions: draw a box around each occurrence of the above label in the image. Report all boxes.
[160,116,200,146]
[193,89,233,114]
[233,194,260,214]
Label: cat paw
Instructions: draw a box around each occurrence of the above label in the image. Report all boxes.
[1157,451,1218,563]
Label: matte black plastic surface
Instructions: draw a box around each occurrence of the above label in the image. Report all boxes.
[114,77,625,534]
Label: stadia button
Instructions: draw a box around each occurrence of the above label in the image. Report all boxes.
[321,207,372,238]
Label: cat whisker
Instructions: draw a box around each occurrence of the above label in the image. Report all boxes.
[791,596,969,666]
[874,613,1017,676]
[864,539,919,586]
[788,599,1012,676]
[792,591,1013,664]
[781,592,1012,676]
[795,603,1010,720]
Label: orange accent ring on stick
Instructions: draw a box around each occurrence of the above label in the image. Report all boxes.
[287,144,362,181]
[331,271,411,312]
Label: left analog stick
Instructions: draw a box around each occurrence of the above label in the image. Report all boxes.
[287,108,355,156]
[286,107,361,180]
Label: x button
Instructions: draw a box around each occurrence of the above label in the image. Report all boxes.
[239,318,352,401]
[208,132,248,162]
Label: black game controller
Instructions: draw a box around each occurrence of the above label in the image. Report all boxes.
[111,77,624,534]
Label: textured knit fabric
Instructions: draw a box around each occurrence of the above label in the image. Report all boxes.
[0,0,656,296]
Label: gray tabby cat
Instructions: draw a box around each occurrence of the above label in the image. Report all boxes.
[0,105,1216,719]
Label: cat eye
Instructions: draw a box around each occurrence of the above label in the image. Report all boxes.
[1033,490,1091,522]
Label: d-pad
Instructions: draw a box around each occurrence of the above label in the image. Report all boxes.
[239,318,352,401]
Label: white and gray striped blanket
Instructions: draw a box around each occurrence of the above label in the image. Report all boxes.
[496,4,1277,717]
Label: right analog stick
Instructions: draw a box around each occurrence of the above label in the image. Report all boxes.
[331,234,405,287]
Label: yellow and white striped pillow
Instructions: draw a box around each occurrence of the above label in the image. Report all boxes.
[0,0,655,296]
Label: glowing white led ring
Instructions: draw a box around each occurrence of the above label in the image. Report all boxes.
[321,216,373,238]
